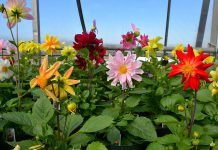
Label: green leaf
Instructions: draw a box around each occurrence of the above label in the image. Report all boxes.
[0,120,8,132]
[32,96,54,123]
[161,94,185,109]
[122,114,135,121]
[147,142,166,150]
[107,126,121,144]
[86,141,108,150]
[93,65,107,75]
[102,107,120,119]
[169,76,181,86]
[127,117,157,141]
[204,102,217,116]
[158,134,179,144]
[8,140,41,149]
[125,95,141,107]
[70,133,94,147]
[155,87,164,96]
[154,115,178,123]
[129,88,151,94]
[197,89,213,102]
[82,90,90,100]
[2,112,32,126]
[60,114,83,137]
[0,82,14,87]
[116,120,128,126]
[200,135,213,145]
[32,123,53,137]
[142,78,155,85]
[80,115,113,133]
[204,125,218,138]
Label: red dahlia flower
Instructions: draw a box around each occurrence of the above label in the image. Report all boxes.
[89,44,106,65]
[168,44,213,91]
[75,55,87,70]
[73,32,102,50]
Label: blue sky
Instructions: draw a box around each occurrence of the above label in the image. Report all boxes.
[0,0,213,47]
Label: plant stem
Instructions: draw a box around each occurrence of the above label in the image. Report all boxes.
[188,90,197,137]
[4,8,15,42]
[121,90,125,113]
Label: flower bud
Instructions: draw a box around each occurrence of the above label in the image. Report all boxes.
[178,105,185,112]
[67,102,77,113]
[192,139,200,146]
[193,131,200,138]
[210,141,216,147]
[212,88,218,96]
[133,31,140,37]
[0,4,4,13]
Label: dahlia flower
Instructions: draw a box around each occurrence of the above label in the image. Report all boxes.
[139,34,148,48]
[120,32,136,49]
[41,34,61,55]
[61,46,77,59]
[75,55,87,70]
[0,58,13,81]
[168,45,213,91]
[6,43,17,55]
[4,0,33,28]
[106,51,144,90]
[209,66,218,96]
[0,39,9,51]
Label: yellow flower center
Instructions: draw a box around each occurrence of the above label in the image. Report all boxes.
[119,65,127,74]
[36,75,48,89]
[182,64,194,76]
[2,65,8,73]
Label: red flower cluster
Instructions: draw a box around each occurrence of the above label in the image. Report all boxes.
[73,32,106,69]
[168,45,213,91]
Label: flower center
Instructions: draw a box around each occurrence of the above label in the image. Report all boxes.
[182,64,194,75]
[36,76,48,89]
[2,65,8,73]
[126,37,132,43]
[119,65,127,74]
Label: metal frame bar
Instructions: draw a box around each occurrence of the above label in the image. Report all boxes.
[76,0,86,32]
[210,0,218,47]
[196,0,210,47]
[32,0,41,43]
[164,0,171,47]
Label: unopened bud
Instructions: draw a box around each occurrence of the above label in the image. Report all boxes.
[67,102,77,113]
[178,105,185,112]
[134,31,140,37]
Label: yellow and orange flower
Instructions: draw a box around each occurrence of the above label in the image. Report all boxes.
[47,66,80,100]
[168,44,213,91]
[41,34,61,55]
[171,44,184,58]
[30,55,61,100]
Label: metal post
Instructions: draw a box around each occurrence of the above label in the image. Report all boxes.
[164,0,171,54]
[32,0,41,43]
[210,0,218,47]
[76,0,86,33]
[196,0,210,47]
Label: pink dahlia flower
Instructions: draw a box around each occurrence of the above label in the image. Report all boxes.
[120,32,136,49]
[106,51,144,90]
[0,39,9,51]
[4,0,33,28]
[139,34,149,47]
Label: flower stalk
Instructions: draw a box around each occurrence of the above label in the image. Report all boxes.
[188,91,197,137]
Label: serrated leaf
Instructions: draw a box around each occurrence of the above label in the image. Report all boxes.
[102,107,120,119]
[129,88,151,94]
[125,95,141,107]
[70,133,94,147]
[80,115,113,133]
[127,117,157,141]
[86,141,108,150]
[161,94,184,109]
[147,142,166,150]
[3,112,32,126]
[32,96,54,123]
[107,126,121,144]
[154,115,178,123]
[158,134,179,144]
[60,114,83,137]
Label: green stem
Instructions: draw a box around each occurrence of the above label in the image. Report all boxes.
[4,8,15,42]
[121,90,125,113]
[188,91,197,137]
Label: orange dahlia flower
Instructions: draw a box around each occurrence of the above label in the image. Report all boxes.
[168,45,213,91]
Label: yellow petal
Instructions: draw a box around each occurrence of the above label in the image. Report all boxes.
[30,78,37,88]
[66,79,80,85]
[54,71,61,77]
[59,88,67,100]
[39,55,48,74]
[43,88,58,101]
[64,85,75,95]
[45,61,61,79]
[64,67,74,78]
